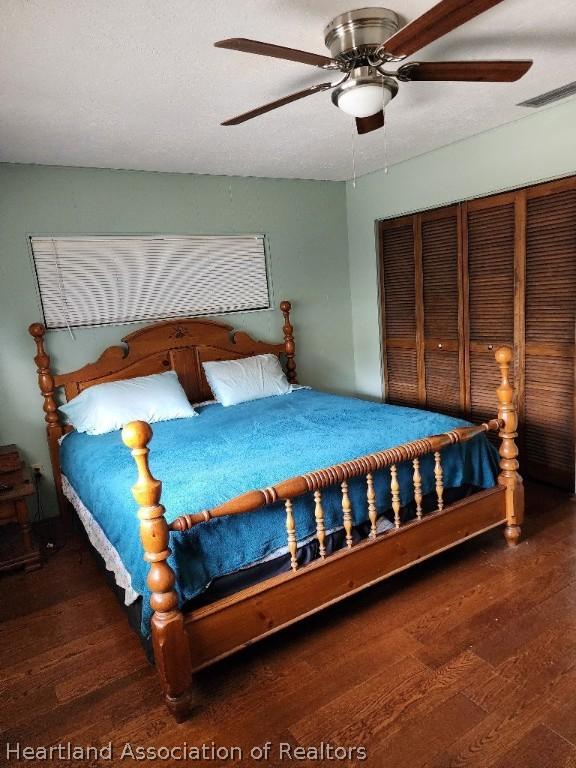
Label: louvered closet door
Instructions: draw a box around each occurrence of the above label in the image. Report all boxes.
[380,216,422,406]
[524,180,576,490]
[421,206,465,416]
[465,194,517,424]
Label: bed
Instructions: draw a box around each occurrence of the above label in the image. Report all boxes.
[29,301,523,721]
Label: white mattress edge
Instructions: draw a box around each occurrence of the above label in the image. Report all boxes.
[61,474,140,605]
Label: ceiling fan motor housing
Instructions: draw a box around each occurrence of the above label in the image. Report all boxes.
[324,7,400,61]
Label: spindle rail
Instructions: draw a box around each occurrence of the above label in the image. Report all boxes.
[167,419,501,537]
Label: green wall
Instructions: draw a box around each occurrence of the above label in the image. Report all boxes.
[0,164,352,514]
[346,98,576,398]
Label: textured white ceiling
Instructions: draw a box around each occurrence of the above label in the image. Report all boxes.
[1,0,575,181]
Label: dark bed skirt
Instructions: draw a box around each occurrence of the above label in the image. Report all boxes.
[81,484,480,661]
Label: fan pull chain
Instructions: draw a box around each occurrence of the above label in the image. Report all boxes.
[380,73,389,175]
[383,108,389,175]
[351,120,357,188]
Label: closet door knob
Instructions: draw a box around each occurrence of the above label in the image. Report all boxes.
[437,343,443,349]
[487,344,493,351]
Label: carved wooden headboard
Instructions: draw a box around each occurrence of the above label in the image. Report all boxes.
[28,300,296,519]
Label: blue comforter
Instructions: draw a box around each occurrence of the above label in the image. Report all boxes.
[60,389,499,636]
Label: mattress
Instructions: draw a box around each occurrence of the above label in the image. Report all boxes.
[60,389,499,636]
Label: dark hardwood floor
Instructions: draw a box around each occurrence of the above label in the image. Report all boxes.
[1,483,576,767]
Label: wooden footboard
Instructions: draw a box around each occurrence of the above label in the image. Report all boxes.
[185,487,507,670]
[122,345,523,721]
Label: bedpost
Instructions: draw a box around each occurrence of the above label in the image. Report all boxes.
[495,346,524,547]
[28,322,68,522]
[122,421,193,722]
[280,300,297,384]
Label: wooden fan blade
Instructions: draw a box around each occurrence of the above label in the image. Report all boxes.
[385,0,505,57]
[356,111,385,135]
[221,82,333,125]
[399,60,533,82]
[214,38,335,68]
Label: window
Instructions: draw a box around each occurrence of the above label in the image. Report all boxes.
[29,234,271,330]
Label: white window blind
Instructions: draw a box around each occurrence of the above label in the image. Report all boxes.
[30,235,271,330]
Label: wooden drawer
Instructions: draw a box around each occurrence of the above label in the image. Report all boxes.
[0,444,21,474]
[0,461,25,487]
[0,499,18,523]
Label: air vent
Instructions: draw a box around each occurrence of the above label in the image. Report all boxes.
[518,81,576,108]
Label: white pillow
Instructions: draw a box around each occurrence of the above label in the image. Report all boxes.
[203,353,292,407]
[59,371,197,435]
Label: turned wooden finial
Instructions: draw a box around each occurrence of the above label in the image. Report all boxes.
[494,345,524,547]
[280,300,297,384]
[121,421,161,509]
[29,322,46,340]
[122,420,192,720]
[121,419,153,448]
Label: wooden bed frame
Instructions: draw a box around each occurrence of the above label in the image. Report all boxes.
[29,301,523,722]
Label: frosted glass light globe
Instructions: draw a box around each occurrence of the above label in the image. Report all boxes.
[337,83,391,118]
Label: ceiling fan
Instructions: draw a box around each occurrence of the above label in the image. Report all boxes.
[215,0,533,134]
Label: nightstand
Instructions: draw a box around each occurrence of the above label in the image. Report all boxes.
[0,447,42,573]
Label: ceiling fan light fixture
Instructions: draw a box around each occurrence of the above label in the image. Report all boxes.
[336,82,390,117]
[332,68,398,118]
